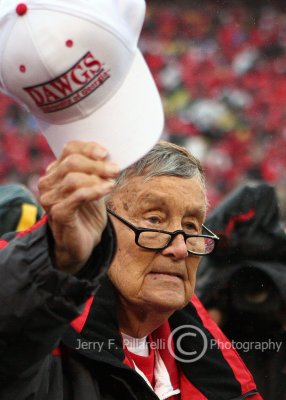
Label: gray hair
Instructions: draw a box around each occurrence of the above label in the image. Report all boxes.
[107,141,206,205]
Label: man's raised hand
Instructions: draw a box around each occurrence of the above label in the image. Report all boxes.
[38,141,119,274]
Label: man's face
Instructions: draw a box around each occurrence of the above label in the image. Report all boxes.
[108,175,207,314]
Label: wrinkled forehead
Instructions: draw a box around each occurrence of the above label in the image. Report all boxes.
[110,175,207,218]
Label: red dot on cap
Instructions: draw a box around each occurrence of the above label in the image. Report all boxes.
[19,65,26,73]
[66,39,74,48]
[16,3,28,16]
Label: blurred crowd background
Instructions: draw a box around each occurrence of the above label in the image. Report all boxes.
[1,0,286,221]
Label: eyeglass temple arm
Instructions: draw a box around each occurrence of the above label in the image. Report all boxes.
[202,224,220,240]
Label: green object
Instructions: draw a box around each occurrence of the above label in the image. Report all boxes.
[0,184,43,235]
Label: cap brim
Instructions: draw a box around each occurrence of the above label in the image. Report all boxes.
[37,51,164,169]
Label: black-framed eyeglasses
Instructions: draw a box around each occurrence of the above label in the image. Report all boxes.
[107,209,219,256]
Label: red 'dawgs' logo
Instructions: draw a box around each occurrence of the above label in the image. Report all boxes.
[24,51,111,113]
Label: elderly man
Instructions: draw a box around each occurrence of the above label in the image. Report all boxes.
[0,141,261,400]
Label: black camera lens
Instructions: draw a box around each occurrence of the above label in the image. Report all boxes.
[229,268,282,313]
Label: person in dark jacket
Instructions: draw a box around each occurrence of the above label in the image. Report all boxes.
[196,181,286,400]
[0,140,262,400]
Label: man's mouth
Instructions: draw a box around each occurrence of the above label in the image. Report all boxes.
[149,271,184,281]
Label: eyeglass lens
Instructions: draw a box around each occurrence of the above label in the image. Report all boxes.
[138,231,215,254]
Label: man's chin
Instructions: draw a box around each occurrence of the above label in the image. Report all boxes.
[140,290,187,314]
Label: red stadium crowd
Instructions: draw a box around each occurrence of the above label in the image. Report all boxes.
[1,0,286,214]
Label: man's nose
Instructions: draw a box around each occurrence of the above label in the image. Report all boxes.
[161,233,188,260]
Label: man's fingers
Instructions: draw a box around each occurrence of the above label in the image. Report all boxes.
[59,141,109,162]
[39,149,119,195]
[59,154,119,179]
[49,182,114,223]
[45,160,58,173]
[39,158,119,194]
[40,172,115,210]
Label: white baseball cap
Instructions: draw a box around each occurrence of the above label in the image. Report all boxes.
[0,0,164,169]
